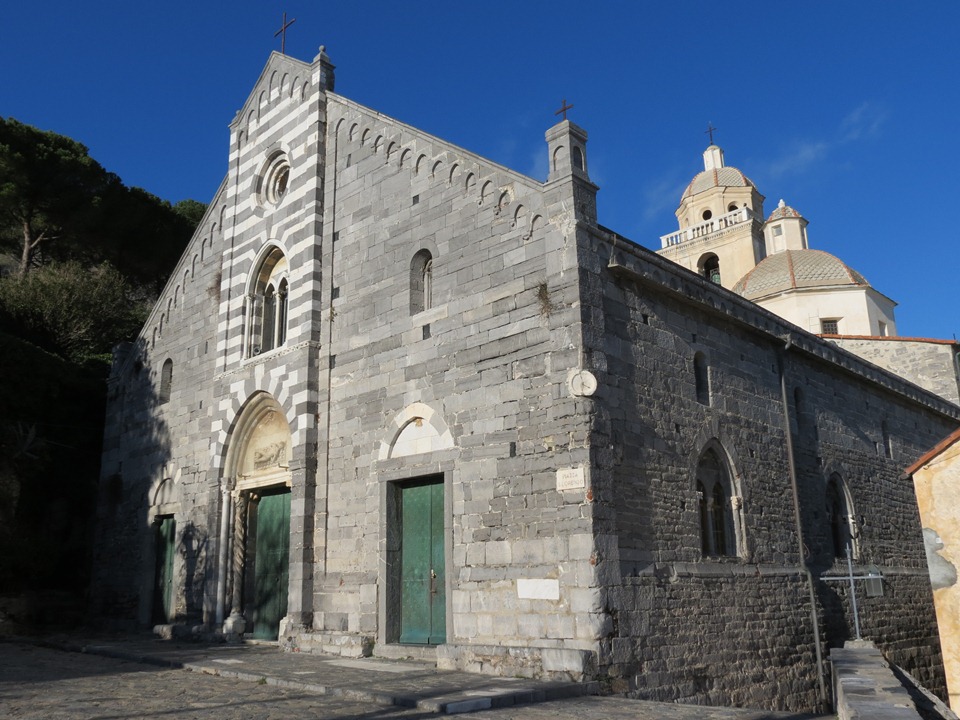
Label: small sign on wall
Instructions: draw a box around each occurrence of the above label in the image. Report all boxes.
[556,466,586,491]
[517,578,560,600]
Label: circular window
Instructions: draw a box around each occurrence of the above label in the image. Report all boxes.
[702,209,713,220]
[260,154,291,206]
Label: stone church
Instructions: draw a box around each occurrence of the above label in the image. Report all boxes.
[94,47,960,712]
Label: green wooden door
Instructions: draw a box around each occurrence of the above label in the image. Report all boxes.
[152,516,175,623]
[251,490,290,640]
[399,480,445,644]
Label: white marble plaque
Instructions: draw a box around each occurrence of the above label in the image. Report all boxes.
[517,578,560,600]
[556,466,585,491]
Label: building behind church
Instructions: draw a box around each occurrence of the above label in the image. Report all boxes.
[93,48,960,713]
[657,143,960,405]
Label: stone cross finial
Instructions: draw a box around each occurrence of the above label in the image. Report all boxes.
[275,12,297,55]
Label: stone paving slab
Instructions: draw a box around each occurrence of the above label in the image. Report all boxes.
[22,636,596,714]
[3,636,832,719]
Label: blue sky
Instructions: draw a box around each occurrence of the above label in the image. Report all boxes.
[3,1,958,340]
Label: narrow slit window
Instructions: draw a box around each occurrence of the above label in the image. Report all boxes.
[694,352,710,406]
[159,359,173,404]
[410,249,434,315]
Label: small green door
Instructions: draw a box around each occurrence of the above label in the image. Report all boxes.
[251,490,290,640]
[399,479,445,644]
[152,516,176,623]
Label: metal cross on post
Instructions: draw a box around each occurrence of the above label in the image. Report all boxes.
[705,122,718,145]
[845,546,863,640]
[821,543,885,641]
[275,12,297,55]
[555,99,574,121]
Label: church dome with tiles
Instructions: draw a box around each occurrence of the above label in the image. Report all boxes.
[732,248,870,301]
[765,199,804,223]
[681,146,757,200]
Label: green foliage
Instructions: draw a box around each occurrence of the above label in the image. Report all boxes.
[174,198,208,226]
[0,331,106,591]
[92,185,202,294]
[0,118,204,606]
[0,116,205,292]
[0,117,119,275]
[0,261,148,363]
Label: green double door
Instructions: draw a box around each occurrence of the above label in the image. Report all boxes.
[399,479,446,644]
[250,490,290,640]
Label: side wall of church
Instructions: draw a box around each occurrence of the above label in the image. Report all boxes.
[583,232,957,710]
[92,184,231,628]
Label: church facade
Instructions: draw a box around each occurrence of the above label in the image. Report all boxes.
[93,49,960,712]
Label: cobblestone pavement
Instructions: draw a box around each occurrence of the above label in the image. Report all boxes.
[0,640,830,719]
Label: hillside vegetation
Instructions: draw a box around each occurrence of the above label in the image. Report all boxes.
[0,117,202,622]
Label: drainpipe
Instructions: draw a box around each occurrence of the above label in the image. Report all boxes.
[777,336,827,709]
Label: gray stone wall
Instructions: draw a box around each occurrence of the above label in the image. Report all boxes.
[831,337,960,406]
[299,97,599,672]
[92,179,229,628]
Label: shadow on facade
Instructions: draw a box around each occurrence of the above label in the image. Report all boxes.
[89,336,178,630]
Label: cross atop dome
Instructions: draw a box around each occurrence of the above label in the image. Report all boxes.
[705,122,718,145]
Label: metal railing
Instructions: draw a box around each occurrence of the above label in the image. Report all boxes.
[660,206,759,248]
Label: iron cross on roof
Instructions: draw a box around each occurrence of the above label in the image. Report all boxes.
[555,99,574,121]
[275,12,297,55]
[705,122,718,145]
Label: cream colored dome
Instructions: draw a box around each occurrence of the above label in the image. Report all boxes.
[733,249,869,300]
[681,146,757,200]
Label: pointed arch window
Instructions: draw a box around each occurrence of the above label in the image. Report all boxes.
[410,249,434,315]
[248,247,289,357]
[696,447,741,557]
[826,474,858,561]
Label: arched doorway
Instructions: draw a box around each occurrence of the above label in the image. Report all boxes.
[142,472,181,627]
[380,404,454,646]
[224,393,293,640]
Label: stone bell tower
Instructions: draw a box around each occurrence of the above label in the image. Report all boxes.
[657,144,766,290]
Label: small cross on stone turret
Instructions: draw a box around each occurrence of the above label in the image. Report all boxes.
[555,99,574,121]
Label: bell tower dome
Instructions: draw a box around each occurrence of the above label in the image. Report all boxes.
[657,144,766,291]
